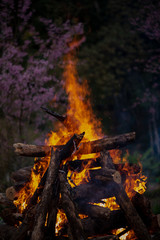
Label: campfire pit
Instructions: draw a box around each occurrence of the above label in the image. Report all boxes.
[1,43,160,240]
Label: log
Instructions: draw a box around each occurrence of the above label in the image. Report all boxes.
[59,171,86,240]
[60,210,126,237]
[46,185,59,240]
[59,192,158,237]
[72,182,115,204]
[132,193,160,233]
[93,150,151,240]
[89,168,121,184]
[11,166,32,183]
[13,132,136,157]
[0,193,15,207]
[24,132,85,210]
[31,148,60,240]
[12,133,85,240]
[6,186,18,201]
[113,183,151,240]
[11,205,36,240]
[77,203,111,220]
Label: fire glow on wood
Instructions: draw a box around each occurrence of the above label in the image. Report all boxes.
[2,39,159,240]
[15,41,146,239]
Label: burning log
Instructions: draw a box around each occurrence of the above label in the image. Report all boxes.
[13,132,136,157]
[113,183,151,240]
[59,171,86,240]
[96,151,151,240]
[12,133,85,240]
[60,210,126,237]
[31,148,60,240]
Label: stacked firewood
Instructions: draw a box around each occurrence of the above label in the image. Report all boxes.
[0,129,160,240]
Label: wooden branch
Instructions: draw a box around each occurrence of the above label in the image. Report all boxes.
[113,183,151,240]
[13,132,136,157]
[41,107,69,129]
[31,148,60,240]
[99,151,151,240]
[59,171,86,240]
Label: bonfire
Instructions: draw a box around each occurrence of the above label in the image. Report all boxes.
[0,42,160,240]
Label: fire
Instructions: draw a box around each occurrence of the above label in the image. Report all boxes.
[13,157,49,212]
[113,228,136,240]
[13,39,147,240]
[55,209,67,235]
[14,164,41,212]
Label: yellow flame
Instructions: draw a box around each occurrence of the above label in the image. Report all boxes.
[55,209,67,235]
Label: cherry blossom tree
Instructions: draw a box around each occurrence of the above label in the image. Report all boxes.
[0,0,83,137]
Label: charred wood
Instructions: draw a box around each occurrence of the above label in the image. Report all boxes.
[113,183,151,240]
[11,205,36,240]
[59,171,86,240]
[41,107,69,129]
[89,236,119,240]
[31,148,60,240]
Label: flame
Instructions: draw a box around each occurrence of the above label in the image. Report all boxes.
[13,39,147,240]
[55,209,67,235]
[13,159,47,212]
[113,228,136,240]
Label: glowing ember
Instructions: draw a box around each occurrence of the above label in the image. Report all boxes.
[55,209,67,235]
[113,228,136,240]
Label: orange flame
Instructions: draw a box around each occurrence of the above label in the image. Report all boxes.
[13,158,48,212]
[55,209,67,235]
[13,39,147,240]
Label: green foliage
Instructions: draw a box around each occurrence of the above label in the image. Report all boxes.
[126,148,160,184]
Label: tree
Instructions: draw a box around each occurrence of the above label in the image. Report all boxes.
[130,0,160,159]
[0,0,83,137]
